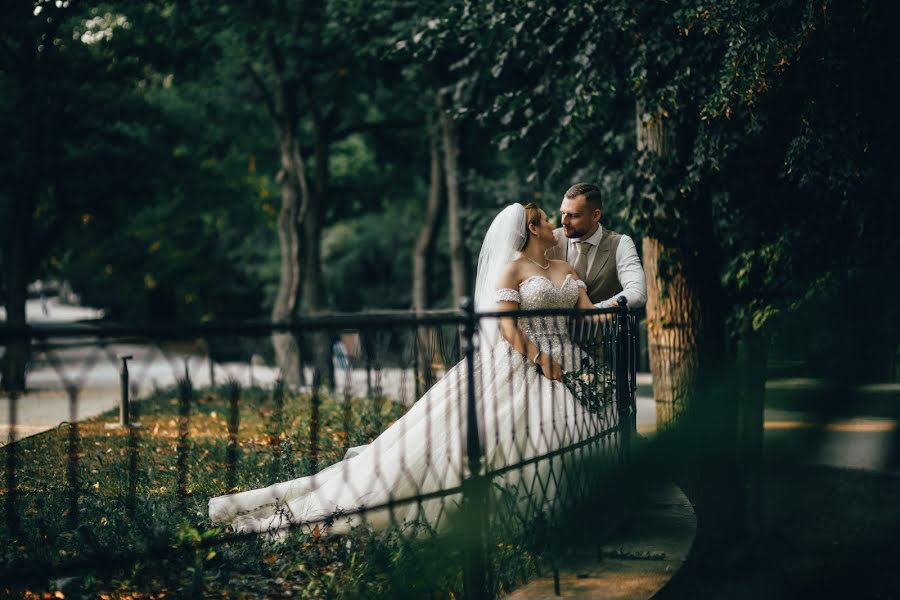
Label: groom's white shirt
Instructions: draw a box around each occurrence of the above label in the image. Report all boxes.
[559,225,647,309]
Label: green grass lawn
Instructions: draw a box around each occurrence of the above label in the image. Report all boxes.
[1,382,535,599]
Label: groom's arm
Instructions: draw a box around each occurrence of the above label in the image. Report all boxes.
[596,235,647,309]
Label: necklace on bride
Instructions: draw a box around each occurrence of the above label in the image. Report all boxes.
[526,256,551,270]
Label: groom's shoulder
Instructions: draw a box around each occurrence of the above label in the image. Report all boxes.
[604,228,627,244]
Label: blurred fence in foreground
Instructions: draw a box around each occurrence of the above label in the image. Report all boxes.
[0,302,638,598]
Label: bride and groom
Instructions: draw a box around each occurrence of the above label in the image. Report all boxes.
[208,183,646,535]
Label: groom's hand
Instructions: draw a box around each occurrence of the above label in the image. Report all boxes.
[589,303,615,328]
[570,314,611,342]
[591,312,614,326]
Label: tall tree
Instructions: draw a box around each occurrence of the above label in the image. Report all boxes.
[180,0,383,383]
[437,92,469,305]
[0,1,69,389]
[413,110,446,392]
[397,5,483,306]
[634,107,702,427]
[0,2,163,388]
[428,0,900,542]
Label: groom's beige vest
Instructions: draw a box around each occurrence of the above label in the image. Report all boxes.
[547,227,622,304]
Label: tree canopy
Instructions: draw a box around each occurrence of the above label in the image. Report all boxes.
[416,0,900,373]
[2,0,897,377]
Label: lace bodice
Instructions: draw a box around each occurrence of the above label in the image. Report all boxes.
[494,274,585,309]
[494,275,586,364]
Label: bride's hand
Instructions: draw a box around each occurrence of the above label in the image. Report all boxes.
[536,353,563,381]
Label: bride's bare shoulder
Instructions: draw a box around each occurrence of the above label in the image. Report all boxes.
[496,260,524,288]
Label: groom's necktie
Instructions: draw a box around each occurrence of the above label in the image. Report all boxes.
[574,241,590,281]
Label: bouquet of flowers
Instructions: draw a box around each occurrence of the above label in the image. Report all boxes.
[562,355,615,414]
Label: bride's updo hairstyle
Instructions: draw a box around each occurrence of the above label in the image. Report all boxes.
[521,202,543,249]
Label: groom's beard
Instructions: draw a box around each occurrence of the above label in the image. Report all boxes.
[563,225,589,239]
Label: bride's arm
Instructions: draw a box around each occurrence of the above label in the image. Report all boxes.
[567,265,596,311]
[576,287,595,310]
[494,265,564,381]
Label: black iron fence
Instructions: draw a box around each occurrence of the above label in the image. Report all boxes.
[0,301,638,598]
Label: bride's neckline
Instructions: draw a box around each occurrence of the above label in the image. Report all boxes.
[519,273,574,290]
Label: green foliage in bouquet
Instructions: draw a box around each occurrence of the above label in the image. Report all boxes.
[562,355,615,414]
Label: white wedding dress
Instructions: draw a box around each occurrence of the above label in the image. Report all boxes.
[208,274,614,535]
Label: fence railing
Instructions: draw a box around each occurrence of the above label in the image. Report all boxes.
[0,301,638,598]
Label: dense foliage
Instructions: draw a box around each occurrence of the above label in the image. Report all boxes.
[3,1,897,362]
[413,0,900,374]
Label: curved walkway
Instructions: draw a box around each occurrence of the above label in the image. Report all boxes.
[506,482,696,599]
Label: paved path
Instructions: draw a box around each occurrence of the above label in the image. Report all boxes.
[764,409,900,475]
[505,484,696,600]
[0,338,279,445]
[509,373,899,599]
[1,299,426,444]
[636,373,900,474]
[0,346,419,445]
[505,371,696,600]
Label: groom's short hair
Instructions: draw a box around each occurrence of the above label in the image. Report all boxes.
[564,183,602,211]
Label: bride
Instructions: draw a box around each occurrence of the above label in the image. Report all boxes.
[208,203,611,535]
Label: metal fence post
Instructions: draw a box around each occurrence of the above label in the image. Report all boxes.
[460,297,488,600]
[119,355,133,427]
[630,314,639,433]
[616,297,633,453]
[271,378,285,481]
[225,380,241,492]
[176,375,193,514]
[310,369,321,473]
[5,392,19,535]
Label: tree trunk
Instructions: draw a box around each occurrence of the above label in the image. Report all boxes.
[643,239,704,428]
[636,107,702,429]
[727,185,770,542]
[413,110,445,395]
[270,127,305,387]
[2,39,40,392]
[637,103,762,546]
[303,98,332,387]
[735,322,768,539]
[305,93,328,316]
[260,31,331,389]
[1,189,35,392]
[267,41,307,386]
[438,93,468,305]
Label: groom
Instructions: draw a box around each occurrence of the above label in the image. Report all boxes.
[547,182,647,309]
